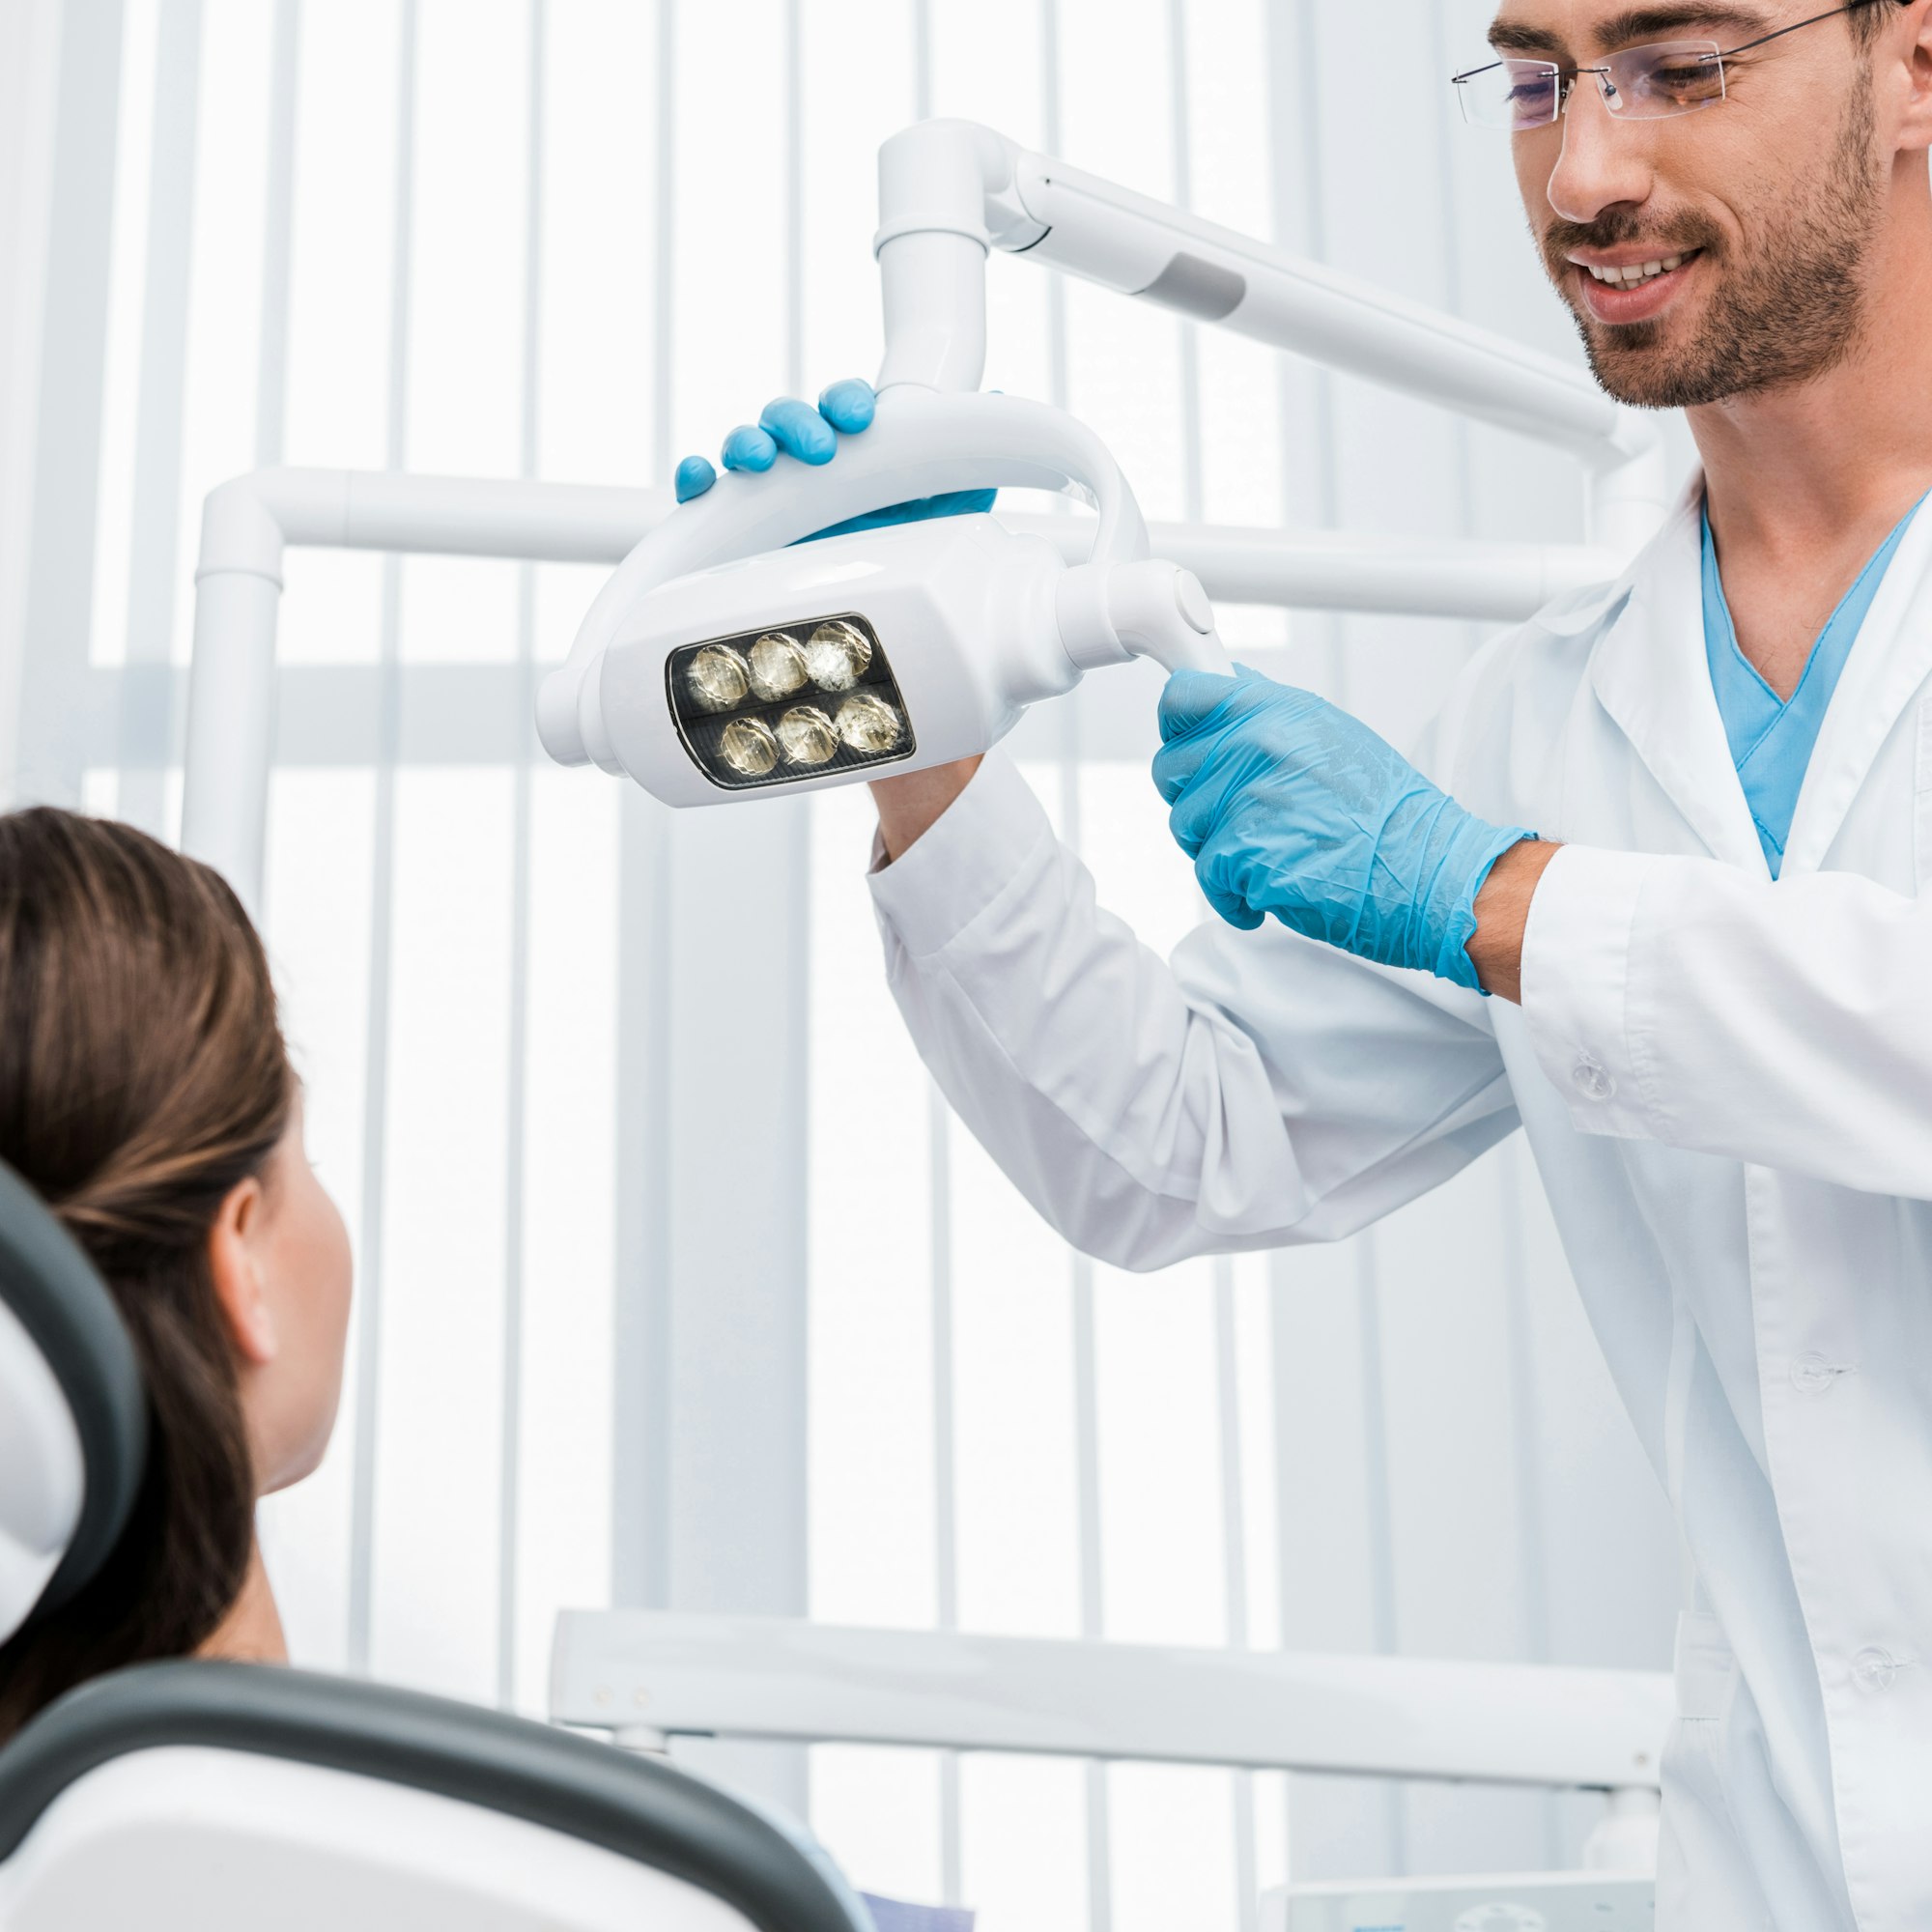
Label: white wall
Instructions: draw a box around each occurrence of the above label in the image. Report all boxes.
[0,0,66,798]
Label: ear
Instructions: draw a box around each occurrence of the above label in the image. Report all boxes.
[1893,1,1932,154]
[207,1175,277,1367]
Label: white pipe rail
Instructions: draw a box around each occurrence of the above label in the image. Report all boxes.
[551,1610,1673,1796]
[872,121,1672,555]
[181,467,1617,905]
[1016,518,1619,621]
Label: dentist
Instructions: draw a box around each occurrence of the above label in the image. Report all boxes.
[681,2,1932,1922]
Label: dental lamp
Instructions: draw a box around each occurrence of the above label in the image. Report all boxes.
[534,117,1665,806]
[183,120,1665,893]
[534,388,1229,804]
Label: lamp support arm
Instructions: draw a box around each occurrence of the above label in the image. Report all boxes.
[873,119,1668,554]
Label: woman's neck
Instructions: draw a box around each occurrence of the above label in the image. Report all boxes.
[195,1539,289,1663]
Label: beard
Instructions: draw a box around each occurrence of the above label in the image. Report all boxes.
[1541,70,1884,410]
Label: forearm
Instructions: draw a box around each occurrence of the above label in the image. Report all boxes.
[869,755,982,864]
[869,753,1520,1266]
[1468,838,1563,1003]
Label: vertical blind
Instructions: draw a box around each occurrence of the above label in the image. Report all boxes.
[34,2,1685,1927]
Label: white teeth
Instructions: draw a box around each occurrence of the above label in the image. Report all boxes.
[1582,252,1690,286]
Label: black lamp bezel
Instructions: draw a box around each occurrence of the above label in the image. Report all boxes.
[665,611,918,791]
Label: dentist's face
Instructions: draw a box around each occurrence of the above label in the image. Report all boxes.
[1497,2,1888,407]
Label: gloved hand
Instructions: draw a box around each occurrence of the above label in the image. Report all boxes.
[1151,668,1534,990]
[672,377,996,538]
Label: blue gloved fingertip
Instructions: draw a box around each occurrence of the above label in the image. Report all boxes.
[673,454,717,503]
[759,396,837,465]
[722,424,778,473]
[818,378,876,434]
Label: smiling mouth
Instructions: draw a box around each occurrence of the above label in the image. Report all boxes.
[1576,248,1702,288]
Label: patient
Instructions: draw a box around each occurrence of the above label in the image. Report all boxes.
[0,807,352,1743]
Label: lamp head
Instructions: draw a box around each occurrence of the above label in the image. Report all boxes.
[538,390,1227,808]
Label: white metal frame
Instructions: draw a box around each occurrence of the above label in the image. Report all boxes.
[174,117,1678,1861]
[550,1612,1671,1804]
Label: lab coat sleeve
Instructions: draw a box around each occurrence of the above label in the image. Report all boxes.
[867,750,1520,1272]
[1521,842,1932,1197]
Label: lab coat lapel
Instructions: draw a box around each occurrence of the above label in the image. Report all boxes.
[1587,479,1768,872]
[1779,497,1932,877]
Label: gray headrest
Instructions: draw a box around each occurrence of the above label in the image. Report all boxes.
[0,1161,146,1644]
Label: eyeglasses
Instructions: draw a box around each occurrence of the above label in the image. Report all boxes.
[1452,2,1888,130]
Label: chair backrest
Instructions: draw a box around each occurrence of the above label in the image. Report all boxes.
[0,1160,146,1646]
[0,1170,871,1929]
[0,1661,876,1932]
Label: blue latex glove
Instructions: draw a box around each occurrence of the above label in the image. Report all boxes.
[1151,668,1534,991]
[672,377,996,537]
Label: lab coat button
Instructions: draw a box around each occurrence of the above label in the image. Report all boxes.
[1853,1647,1899,1692]
[1791,1352,1838,1395]
[1571,1053,1615,1101]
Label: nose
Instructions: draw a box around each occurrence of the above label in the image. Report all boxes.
[1546,75,1656,227]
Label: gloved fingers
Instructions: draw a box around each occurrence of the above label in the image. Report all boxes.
[1151,734,1212,808]
[1202,880,1265,931]
[673,454,718,503]
[1157,667,1244,745]
[1164,777,1228,859]
[758,395,838,464]
[817,378,877,435]
[721,423,778,473]
[1154,723,1260,807]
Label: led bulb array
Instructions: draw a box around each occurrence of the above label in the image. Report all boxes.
[666,613,917,790]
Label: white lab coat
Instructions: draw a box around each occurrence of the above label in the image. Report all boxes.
[867,476,1932,1932]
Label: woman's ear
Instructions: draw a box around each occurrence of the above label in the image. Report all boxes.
[207,1175,277,1366]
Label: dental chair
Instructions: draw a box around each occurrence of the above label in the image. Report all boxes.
[0,1160,874,1931]
[0,1159,146,1654]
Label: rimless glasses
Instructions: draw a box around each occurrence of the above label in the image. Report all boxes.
[1453,2,1891,129]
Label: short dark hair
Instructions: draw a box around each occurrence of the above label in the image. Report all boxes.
[0,808,292,1743]
[1851,0,1910,48]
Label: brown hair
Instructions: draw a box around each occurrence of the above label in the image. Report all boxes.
[0,808,292,1741]
[1851,0,1911,46]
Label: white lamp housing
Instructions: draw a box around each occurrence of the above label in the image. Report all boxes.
[536,389,1229,809]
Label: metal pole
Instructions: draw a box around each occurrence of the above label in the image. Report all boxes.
[179,563,281,903]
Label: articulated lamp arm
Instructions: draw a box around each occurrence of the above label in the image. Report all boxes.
[872,119,1668,554]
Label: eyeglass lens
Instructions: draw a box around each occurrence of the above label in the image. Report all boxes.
[1460,41,1726,129]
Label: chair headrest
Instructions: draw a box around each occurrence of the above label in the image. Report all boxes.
[0,1160,146,1645]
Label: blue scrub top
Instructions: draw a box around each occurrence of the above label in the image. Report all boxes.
[1702,493,1925,876]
